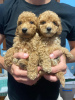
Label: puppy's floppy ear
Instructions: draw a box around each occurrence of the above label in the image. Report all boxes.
[15,20,19,36]
[57,18,62,35]
[57,24,62,35]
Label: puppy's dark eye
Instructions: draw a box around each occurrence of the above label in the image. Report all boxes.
[53,21,58,26]
[18,21,22,25]
[30,21,34,24]
[40,21,46,24]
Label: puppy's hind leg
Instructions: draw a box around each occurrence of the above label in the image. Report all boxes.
[39,51,52,73]
[51,58,65,87]
[4,47,15,68]
[27,52,39,80]
[56,72,65,87]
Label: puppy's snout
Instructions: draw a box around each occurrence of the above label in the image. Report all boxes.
[47,27,51,32]
[22,28,27,33]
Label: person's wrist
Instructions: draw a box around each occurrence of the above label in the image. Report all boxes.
[0,56,5,68]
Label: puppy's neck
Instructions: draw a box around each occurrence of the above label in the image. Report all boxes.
[19,36,32,42]
[39,34,61,46]
[13,35,33,43]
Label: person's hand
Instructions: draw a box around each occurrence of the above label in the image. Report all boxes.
[43,50,67,82]
[7,52,41,86]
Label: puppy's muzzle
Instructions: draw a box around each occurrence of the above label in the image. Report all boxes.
[22,28,27,33]
[47,27,51,33]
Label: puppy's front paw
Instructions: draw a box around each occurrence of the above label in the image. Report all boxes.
[27,68,38,80]
[42,65,52,73]
[13,58,19,65]
[51,58,60,66]
[27,72,38,80]
[18,59,27,70]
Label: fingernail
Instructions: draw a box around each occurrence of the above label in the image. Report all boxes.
[50,54,54,58]
[24,53,28,58]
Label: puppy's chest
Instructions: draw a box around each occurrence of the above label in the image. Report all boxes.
[13,39,36,53]
[39,37,61,50]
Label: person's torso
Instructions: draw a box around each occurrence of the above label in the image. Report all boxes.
[3,0,74,49]
[2,0,75,100]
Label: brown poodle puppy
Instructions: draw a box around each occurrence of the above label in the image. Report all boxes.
[4,11,39,80]
[37,11,73,87]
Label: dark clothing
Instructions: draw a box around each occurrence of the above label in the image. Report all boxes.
[0,0,75,100]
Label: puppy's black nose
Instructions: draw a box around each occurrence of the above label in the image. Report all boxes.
[47,27,51,32]
[22,28,27,33]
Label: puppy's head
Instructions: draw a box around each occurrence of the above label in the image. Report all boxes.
[16,11,37,39]
[38,11,62,37]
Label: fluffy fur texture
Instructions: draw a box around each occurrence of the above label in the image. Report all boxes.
[4,11,73,87]
[37,11,73,87]
[4,11,40,80]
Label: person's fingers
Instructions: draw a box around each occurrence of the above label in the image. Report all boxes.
[51,62,67,74]
[14,52,29,59]
[13,75,28,82]
[51,55,67,73]
[11,64,27,77]
[43,74,58,82]
[37,66,42,71]
[62,70,67,74]
[13,72,40,85]
[11,65,42,77]
[50,50,63,59]
[60,54,66,63]
[10,64,41,83]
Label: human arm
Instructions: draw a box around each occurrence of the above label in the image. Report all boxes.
[11,52,41,85]
[0,34,6,69]
[67,41,75,63]
[43,40,75,82]
[0,34,41,85]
